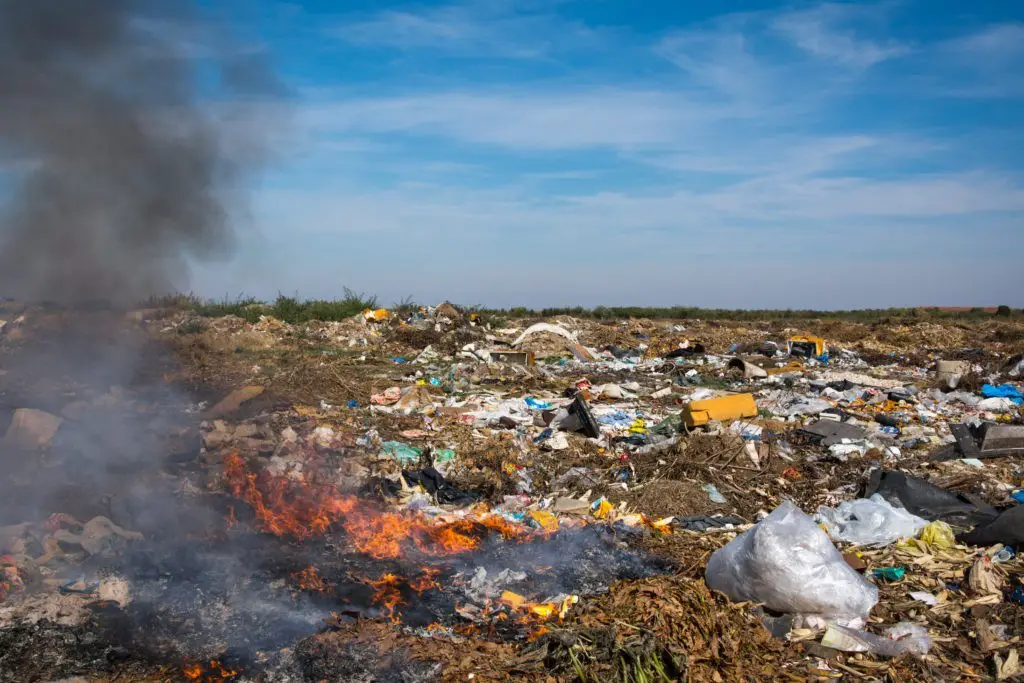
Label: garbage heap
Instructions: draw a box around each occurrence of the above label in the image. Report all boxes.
[0,303,1022,682]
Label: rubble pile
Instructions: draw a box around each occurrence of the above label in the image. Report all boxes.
[0,301,1022,681]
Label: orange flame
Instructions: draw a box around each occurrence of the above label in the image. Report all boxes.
[182,660,238,681]
[409,568,441,594]
[367,573,405,622]
[292,565,331,593]
[222,452,533,560]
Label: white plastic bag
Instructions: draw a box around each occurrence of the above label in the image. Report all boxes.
[815,494,928,547]
[705,501,878,627]
[821,622,932,658]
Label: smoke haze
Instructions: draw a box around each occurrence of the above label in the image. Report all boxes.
[0,0,282,304]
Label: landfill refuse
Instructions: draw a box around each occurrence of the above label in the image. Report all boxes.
[4,408,64,450]
[705,501,878,628]
[919,521,956,549]
[402,468,478,505]
[815,495,928,547]
[864,470,999,528]
[981,384,1024,405]
[672,515,744,532]
[821,622,932,658]
[799,419,867,446]
[683,393,758,428]
[727,357,768,379]
[960,506,1024,548]
[702,484,727,504]
[872,567,906,582]
[6,302,1024,681]
[788,335,825,358]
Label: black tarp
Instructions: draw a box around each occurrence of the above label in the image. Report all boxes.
[960,506,1024,548]
[864,470,999,528]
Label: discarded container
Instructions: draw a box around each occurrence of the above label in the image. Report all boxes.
[683,393,758,428]
[727,357,768,379]
[4,408,63,450]
[981,424,1024,454]
[788,335,825,358]
[490,350,535,366]
[705,501,878,627]
[935,359,970,388]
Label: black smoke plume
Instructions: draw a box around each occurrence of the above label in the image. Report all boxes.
[0,0,283,304]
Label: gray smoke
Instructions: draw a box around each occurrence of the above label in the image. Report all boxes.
[0,0,283,304]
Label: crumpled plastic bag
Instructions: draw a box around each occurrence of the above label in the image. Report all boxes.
[821,622,931,658]
[815,494,928,547]
[919,521,955,549]
[705,501,878,628]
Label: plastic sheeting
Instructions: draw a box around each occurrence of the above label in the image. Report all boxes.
[961,506,1024,548]
[815,494,928,547]
[865,470,999,528]
[821,622,932,658]
[512,323,576,347]
[705,501,878,628]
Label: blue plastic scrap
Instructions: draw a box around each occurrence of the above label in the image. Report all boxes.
[598,410,632,427]
[981,384,1024,405]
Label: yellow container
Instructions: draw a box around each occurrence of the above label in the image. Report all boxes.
[788,335,825,357]
[683,393,758,427]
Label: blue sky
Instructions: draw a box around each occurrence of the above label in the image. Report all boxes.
[194,0,1024,309]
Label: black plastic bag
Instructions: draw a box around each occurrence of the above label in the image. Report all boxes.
[960,506,1024,548]
[864,470,998,528]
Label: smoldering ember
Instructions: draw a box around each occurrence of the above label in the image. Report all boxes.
[0,302,1022,682]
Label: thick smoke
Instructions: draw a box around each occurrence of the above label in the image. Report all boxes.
[0,0,282,304]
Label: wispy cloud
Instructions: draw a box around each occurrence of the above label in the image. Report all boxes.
[947,23,1024,61]
[300,90,736,150]
[225,1,1024,308]
[330,2,603,58]
[655,24,781,105]
[772,4,908,68]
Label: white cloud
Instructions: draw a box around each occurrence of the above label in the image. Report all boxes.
[772,4,908,68]
[331,2,603,58]
[220,3,1024,309]
[300,90,740,150]
[948,23,1024,61]
[655,26,781,105]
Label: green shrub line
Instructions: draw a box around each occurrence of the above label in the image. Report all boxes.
[158,293,1023,326]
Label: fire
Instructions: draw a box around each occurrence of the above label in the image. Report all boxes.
[409,567,441,593]
[182,660,238,680]
[367,573,405,621]
[292,565,331,593]
[222,451,356,540]
[222,451,534,560]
